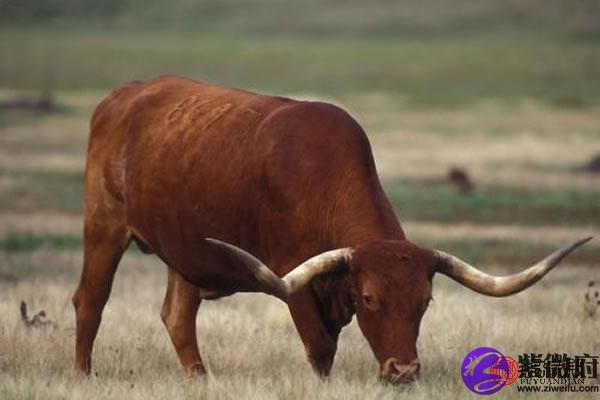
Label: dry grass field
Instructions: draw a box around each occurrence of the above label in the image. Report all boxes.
[0,90,599,399]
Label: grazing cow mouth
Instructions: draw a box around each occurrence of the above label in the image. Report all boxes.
[380,358,421,384]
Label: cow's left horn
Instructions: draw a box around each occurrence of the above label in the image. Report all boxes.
[433,236,592,297]
[205,238,352,301]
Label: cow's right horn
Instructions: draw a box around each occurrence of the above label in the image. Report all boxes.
[205,238,352,301]
[432,236,592,297]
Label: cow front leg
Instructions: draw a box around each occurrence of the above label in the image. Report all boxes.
[287,288,340,377]
[161,267,206,375]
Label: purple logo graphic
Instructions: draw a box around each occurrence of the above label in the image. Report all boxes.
[461,347,510,395]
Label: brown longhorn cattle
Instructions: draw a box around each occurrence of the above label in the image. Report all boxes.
[74,75,590,384]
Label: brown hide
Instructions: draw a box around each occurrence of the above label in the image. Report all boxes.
[76,76,417,379]
[89,76,403,293]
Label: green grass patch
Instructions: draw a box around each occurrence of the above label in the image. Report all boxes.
[2,0,600,41]
[387,181,600,227]
[1,167,598,226]
[1,230,596,268]
[0,168,83,213]
[0,233,81,253]
[415,238,599,267]
[0,247,80,283]
[1,27,599,107]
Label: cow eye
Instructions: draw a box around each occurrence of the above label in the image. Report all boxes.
[362,293,375,308]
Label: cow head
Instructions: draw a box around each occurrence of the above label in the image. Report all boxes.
[349,240,431,383]
[206,236,591,384]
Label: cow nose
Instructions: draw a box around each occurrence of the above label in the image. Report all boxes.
[380,358,420,384]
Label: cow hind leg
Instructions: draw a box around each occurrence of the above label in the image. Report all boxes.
[161,267,206,375]
[73,158,131,375]
[72,218,129,375]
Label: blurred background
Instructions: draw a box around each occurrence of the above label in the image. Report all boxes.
[2,0,600,103]
[1,2,599,398]
[0,0,598,259]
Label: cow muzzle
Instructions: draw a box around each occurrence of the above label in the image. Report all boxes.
[380,358,420,384]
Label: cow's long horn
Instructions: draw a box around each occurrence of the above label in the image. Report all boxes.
[433,236,592,297]
[205,238,352,301]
